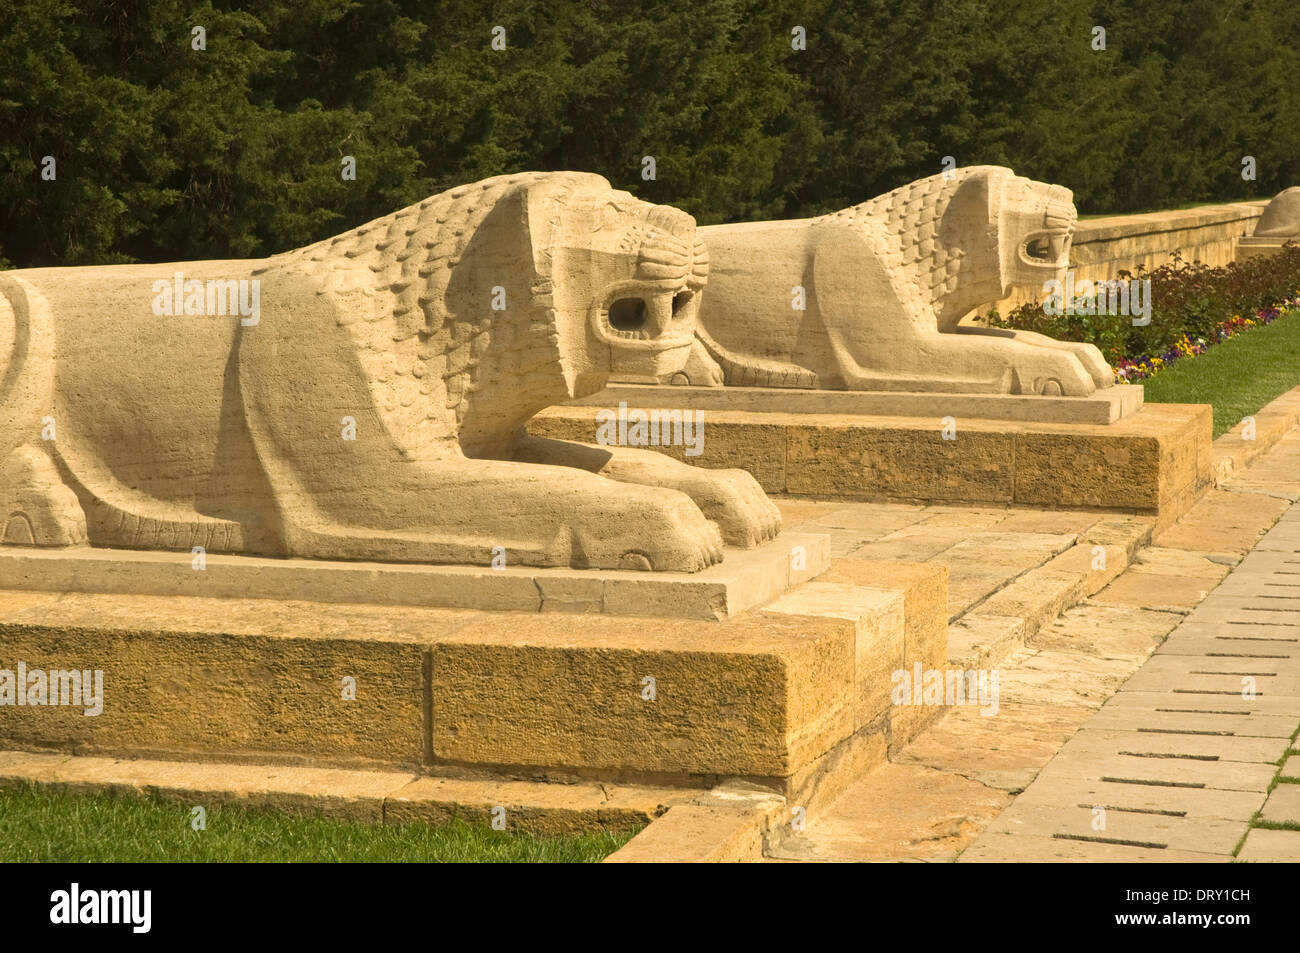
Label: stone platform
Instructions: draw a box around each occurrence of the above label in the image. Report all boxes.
[0,532,827,621]
[0,556,947,802]
[569,382,1145,425]
[1235,235,1293,262]
[531,397,1212,525]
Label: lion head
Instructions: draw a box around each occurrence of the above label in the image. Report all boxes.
[271,172,708,458]
[834,166,1076,331]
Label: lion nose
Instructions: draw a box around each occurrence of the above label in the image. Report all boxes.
[645,295,672,336]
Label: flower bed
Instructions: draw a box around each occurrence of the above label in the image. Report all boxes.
[987,241,1300,383]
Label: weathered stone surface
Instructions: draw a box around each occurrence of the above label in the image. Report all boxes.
[0,749,673,833]
[897,701,1096,793]
[799,558,949,748]
[1049,727,1289,765]
[959,831,1228,862]
[980,801,1248,855]
[571,383,1143,424]
[430,610,856,782]
[770,762,1011,863]
[1005,774,1266,821]
[0,531,830,620]
[766,582,904,731]
[1155,489,1289,555]
[605,794,783,862]
[993,648,1142,709]
[947,614,1025,668]
[680,167,1110,397]
[0,592,438,766]
[1033,749,1278,792]
[532,404,1211,519]
[1031,604,1179,657]
[1259,784,1300,824]
[1,173,791,574]
[1236,827,1300,861]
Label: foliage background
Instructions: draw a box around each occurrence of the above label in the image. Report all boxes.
[3,0,1298,269]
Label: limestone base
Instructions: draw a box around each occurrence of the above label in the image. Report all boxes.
[0,532,828,621]
[571,382,1145,425]
[0,557,947,798]
[1235,235,1295,261]
[531,401,1212,525]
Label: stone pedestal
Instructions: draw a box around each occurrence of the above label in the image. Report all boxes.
[0,556,947,799]
[532,385,1212,528]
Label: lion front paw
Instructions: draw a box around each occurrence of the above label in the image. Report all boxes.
[1011,348,1096,397]
[671,468,781,549]
[566,484,724,572]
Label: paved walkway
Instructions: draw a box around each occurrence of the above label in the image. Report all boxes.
[770,425,1300,862]
[961,504,1300,861]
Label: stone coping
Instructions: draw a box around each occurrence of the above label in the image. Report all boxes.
[0,531,829,621]
[569,383,1144,425]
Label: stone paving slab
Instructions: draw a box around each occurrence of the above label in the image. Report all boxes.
[1028,751,1278,792]
[946,614,1025,668]
[1175,605,1300,628]
[978,801,1248,854]
[1041,727,1289,764]
[1283,755,1300,778]
[1154,490,1290,555]
[1259,783,1300,824]
[1158,632,1300,656]
[959,502,1300,862]
[1101,691,1300,716]
[1119,670,1300,696]
[766,762,1010,863]
[893,702,1097,793]
[991,649,1139,709]
[957,831,1229,862]
[1004,774,1267,821]
[1031,604,1181,656]
[1089,574,1216,612]
[1083,706,1298,737]
[1237,828,1300,861]
[1133,654,1300,676]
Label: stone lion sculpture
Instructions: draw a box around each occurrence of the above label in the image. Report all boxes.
[0,172,779,572]
[673,166,1115,397]
[1253,186,1300,238]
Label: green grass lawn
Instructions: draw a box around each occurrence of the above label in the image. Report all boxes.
[1138,311,1300,438]
[0,784,637,862]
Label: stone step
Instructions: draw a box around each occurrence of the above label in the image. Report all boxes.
[0,749,675,835]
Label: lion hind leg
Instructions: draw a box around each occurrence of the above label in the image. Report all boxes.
[0,445,87,546]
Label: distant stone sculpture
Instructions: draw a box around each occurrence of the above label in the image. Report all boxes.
[0,172,779,572]
[673,166,1115,396]
[1252,187,1300,238]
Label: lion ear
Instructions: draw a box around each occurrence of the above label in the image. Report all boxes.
[941,168,997,236]
[521,172,613,281]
